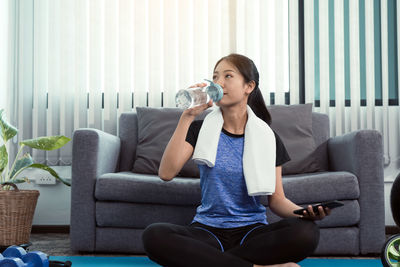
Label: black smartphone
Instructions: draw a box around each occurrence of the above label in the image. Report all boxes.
[293,200,344,215]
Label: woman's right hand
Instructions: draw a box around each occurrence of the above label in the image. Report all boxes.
[183,100,213,118]
[182,82,213,118]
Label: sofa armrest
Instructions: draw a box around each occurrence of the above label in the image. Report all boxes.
[328,130,384,254]
[70,128,121,252]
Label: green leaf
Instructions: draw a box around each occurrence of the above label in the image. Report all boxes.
[29,163,71,186]
[0,145,8,173]
[20,135,71,151]
[0,109,18,142]
[9,153,34,180]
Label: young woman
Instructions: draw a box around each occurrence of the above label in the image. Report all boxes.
[142,54,330,267]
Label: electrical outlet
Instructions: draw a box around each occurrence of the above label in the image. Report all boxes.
[16,166,69,186]
[35,174,56,185]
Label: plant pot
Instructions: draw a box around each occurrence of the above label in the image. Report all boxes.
[0,183,39,246]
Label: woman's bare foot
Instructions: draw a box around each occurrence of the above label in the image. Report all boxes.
[254,263,300,267]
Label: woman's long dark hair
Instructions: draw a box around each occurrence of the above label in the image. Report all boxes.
[214,54,272,125]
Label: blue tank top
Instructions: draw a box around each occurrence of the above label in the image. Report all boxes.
[192,129,268,228]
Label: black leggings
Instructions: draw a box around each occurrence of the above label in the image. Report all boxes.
[142,218,320,267]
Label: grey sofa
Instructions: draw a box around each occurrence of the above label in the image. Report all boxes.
[70,106,385,255]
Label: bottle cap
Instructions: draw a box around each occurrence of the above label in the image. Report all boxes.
[204,79,223,102]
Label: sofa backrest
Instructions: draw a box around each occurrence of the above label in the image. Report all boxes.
[311,112,330,171]
[119,112,139,171]
[118,111,330,173]
[312,112,330,147]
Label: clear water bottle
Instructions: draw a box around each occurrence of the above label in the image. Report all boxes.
[175,79,223,109]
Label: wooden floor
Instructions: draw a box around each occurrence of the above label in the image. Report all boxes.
[29,233,139,257]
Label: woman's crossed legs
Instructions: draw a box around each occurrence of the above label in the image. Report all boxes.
[142,218,319,267]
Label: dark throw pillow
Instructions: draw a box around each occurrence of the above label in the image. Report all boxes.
[132,107,207,178]
[268,103,323,175]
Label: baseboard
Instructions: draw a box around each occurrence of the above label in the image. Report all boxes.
[386,226,400,235]
[31,225,70,234]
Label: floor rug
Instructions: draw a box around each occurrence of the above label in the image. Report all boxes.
[50,256,382,267]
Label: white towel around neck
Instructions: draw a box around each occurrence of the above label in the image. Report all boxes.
[192,105,276,196]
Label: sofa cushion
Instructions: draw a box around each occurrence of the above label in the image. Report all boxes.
[132,105,324,176]
[96,171,358,209]
[283,171,359,204]
[259,171,360,206]
[315,228,360,255]
[96,200,359,229]
[95,172,201,205]
[95,228,145,253]
[268,104,324,174]
[132,107,200,177]
[96,202,196,228]
[96,198,359,229]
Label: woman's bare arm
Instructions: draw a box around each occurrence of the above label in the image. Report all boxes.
[158,89,212,181]
[158,114,196,181]
[268,166,330,220]
[268,167,302,217]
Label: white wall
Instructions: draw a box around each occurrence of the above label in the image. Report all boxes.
[17,167,72,225]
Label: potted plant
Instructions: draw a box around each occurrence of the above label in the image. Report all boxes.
[0,109,71,247]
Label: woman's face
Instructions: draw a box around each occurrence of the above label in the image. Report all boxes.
[213,60,254,107]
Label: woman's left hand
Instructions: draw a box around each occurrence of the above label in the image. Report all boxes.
[301,205,331,221]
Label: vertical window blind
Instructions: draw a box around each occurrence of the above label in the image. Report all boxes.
[303,0,400,168]
[9,0,290,165]
[0,0,14,116]
[7,0,400,169]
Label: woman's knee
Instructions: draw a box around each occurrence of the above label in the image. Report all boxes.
[142,223,175,252]
[292,219,320,252]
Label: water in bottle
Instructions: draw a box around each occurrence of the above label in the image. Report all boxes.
[175,79,223,109]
